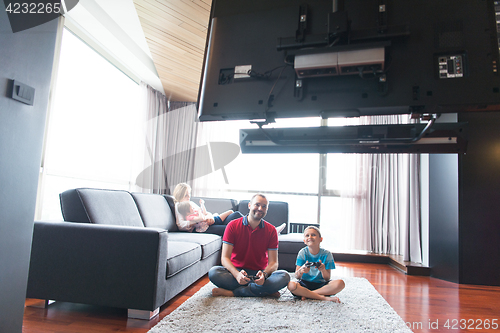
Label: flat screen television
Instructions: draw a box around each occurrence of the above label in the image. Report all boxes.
[197,0,500,122]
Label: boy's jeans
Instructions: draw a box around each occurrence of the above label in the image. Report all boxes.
[208,266,290,297]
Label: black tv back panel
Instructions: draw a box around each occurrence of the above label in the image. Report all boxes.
[198,0,500,122]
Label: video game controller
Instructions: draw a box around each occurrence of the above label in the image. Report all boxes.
[305,262,321,268]
[246,275,258,281]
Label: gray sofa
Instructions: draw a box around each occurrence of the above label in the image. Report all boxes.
[26,188,302,320]
[27,188,223,320]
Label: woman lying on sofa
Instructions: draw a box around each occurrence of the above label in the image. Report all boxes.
[172,183,287,236]
[172,183,243,236]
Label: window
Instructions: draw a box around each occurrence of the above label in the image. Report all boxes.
[197,116,374,251]
[213,117,320,224]
[37,28,141,220]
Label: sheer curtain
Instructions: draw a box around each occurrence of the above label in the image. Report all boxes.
[191,119,242,198]
[333,152,372,252]
[340,115,422,262]
[133,83,200,194]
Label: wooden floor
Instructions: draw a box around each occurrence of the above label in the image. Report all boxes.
[23,262,500,333]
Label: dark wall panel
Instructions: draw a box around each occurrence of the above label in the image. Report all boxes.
[429,154,460,283]
[0,5,58,333]
[459,112,500,286]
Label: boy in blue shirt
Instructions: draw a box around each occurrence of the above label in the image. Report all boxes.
[288,226,345,302]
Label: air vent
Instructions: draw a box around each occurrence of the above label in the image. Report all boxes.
[294,48,385,78]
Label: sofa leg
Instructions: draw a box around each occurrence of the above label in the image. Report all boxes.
[128,307,159,320]
[27,299,55,308]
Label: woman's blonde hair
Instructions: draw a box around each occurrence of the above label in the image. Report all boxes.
[173,183,191,203]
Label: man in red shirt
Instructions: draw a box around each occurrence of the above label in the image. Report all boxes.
[209,194,290,297]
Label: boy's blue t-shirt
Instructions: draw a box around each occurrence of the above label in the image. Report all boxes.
[296,247,336,283]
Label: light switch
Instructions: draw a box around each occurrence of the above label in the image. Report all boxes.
[11,80,35,106]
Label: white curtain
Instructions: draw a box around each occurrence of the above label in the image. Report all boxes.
[339,115,422,262]
[191,120,241,198]
[133,83,200,194]
[334,152,372,252]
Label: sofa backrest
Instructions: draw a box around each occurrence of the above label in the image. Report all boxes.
[60,188,289,233]
[60,188,144,227]
[238,200,288,234]
[60,188,92,223]
[131,192,178,231]
[191,197,238,215]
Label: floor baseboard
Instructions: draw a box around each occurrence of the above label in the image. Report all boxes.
[332,251,431,276]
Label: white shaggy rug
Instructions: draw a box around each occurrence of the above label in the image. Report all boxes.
[148,276,412,333]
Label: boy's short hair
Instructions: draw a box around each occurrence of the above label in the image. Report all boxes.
[177,201,192,217]
[304,225,321,238]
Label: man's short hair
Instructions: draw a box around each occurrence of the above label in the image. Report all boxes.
[251,193,267,203]
[304,225,321,238]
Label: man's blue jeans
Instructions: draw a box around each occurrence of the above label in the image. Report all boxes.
[208,266,290,297]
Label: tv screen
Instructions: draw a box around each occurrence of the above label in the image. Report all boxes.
[197,0,500,122]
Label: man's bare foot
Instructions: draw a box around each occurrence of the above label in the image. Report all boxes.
[212,288,234,297]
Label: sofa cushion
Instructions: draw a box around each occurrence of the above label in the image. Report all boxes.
[131,193,178,231]
[238,200,289,234]
[167,241,202,278]
[278,233,306,253]
[74,188,144,227]
[168,232,221,260]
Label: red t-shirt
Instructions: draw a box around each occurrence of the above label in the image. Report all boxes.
[222,216,279,271]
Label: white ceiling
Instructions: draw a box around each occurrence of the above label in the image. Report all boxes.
[64,0,166,94]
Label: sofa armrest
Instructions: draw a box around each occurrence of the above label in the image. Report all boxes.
[27,221,168,311]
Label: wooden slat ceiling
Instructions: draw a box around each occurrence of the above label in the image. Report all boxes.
[133,0,212,102]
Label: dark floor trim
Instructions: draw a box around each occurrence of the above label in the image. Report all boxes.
[333,251,431,276]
